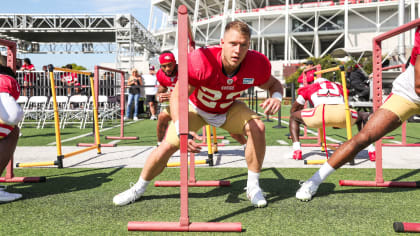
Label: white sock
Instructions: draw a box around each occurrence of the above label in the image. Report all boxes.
[247,170,260,188]
[134,177,150,192]
[292,142,301,151]
[368,144,375,152]
[308,162,335,186]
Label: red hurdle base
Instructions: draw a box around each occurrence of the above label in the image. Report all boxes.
[128,221,242,232]
[155,180,230,187]
[394,222,420,233]
[105,136,139,140]
[339,180,419,187]
[0,176,46,183]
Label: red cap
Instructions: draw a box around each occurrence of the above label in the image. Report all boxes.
[159,52,176,64]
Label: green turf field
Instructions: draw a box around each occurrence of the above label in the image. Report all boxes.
[17,103,420,147]
[1,168,419,235]
[6,101,420,235]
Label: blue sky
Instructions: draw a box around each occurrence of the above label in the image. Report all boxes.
[2,0,162,70]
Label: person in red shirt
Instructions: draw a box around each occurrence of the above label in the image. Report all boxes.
[0,65,24,202]
[155,51,247,146]
[113,21,284,208]
[155,51,178,145]
[297,60,316,86]
[296,26,420,202]
[60,64,78,96]
[289,78,374,161]
[20,58,36,96]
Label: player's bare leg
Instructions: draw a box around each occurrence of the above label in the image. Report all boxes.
[296,108,401,201]
[243,118,267,207]
[113,141,178,206]
[328,108,401,168]
[289,110,305,160]
[156,112,171,144]
[0,126,19,173]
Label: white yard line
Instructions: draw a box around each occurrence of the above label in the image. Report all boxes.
[47,121,137,145]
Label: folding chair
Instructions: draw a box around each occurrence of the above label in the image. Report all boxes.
[83,95,109,129]
[16,96,28,128]
[20,96,48,129]
[41,96,68,129]
[62,95,88,129]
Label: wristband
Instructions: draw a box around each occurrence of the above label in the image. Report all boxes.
[272,92,283,102]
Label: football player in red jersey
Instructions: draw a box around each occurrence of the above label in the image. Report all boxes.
[155,51,179,145]
[0,65,24,202]
[113,21,283,208]
[155,51,248,146]
[296,26,420,202]
[288,78,373,161]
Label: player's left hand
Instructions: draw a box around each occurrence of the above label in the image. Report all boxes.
[259,98,281,115]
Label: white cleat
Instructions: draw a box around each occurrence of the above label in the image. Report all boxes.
[0,187,22,202]
[296,181,319,202]
[246,186,267,208]
[113,184,145,206]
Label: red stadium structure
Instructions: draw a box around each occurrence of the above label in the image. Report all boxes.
[127,6,241,232]
[339,18,420,188]
[102,66,139,141]
[0,38,45,183]
[394,222,420,233]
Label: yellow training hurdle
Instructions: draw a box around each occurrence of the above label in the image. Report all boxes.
[304,66,353,165]
[16,66,102,168]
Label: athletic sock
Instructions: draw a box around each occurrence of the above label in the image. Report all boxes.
[247,170,260,189]
[134,177,150,192]
[368,144,375,152]
[292,142,301,151]
[308,162,335,186]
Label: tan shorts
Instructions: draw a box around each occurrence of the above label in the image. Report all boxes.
[301,104,357,128]
[165,101,260,147]
[381,93,420,122]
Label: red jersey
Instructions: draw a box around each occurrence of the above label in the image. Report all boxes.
[0,74,20,138]
[188,46,271,114]
[410,26,420,66]
[21,64,35,82]
[0,74,20,100]
[61,72,78,84]
[297,69,315,84]
[297,79,345,107]
[156,69,178,91]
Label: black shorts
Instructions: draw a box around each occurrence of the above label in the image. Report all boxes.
[146,95,156,103]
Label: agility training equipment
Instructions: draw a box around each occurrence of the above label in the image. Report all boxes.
[394,222,420,233]
[339,18,420,188]
[127,6,241,232]
[299,64,324,146]
[0,38,45,183]
[304,66,353,165]
[16,66,102,168]
[166,125,222,167]
[101,66,139,141]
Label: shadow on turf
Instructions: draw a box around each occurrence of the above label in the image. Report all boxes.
[66,147,153,167]
[304,149,371,165]
[137,168,337,224]
[6,167,123,200]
